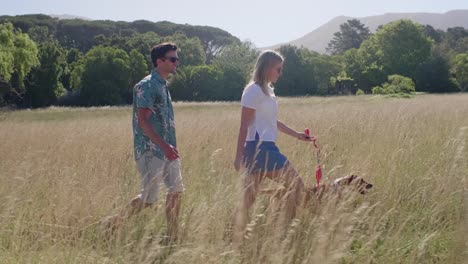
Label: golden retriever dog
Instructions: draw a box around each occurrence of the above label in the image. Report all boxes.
[260,175,373,208]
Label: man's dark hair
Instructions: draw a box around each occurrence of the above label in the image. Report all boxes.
[150,43,178,67]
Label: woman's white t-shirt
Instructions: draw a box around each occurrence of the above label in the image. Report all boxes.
[241,83,278,142]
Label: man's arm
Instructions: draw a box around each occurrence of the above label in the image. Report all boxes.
[138,108,179,160]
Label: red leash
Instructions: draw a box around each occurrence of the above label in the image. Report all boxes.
[305,128,322,188]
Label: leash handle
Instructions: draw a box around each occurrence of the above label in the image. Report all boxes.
[305,128,322,188]
[305,128,320,162]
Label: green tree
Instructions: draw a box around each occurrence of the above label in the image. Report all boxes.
[275,45,309,96]
[55,19,117,51]
[163,33,206,66]
[94,32,159,69]
[452,53,468,91]
[372,75,415,95]
[276,45,342,96]
[326,19,371,55]
[0,14,57,37]
[0,22,39,106]
[213,42,258,100]
[93,32,206,68]
[0,23,39,84]
[129,20,239,63]
[25,41,66,107]
[28,26,51,44]
[0,23,16,81]
[445,27,468,47]
[76,46,132,106]
[125,32,161,68]
[423,25,443,43]
[329,74,356,95]
[60,48,83,90]
[185,25,240,63]
[125,49,147,103]
[377,20,432,80]
[128,49,147,86]
[169,67,192,100]
[1,14,240,63]
[425,27,468,66]
[169,65,224,101]
[190,65,224,100]
[345,20,432,92]
[307,54,342,95]
[415,51,458,93]
[343,47,385,93]
[454,37,468,54]
[69,62,84,92]
[94,33,128,50]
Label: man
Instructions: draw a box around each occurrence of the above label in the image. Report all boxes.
[105,43,183,242]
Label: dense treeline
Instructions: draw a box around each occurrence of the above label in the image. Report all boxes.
[0,15,467,108]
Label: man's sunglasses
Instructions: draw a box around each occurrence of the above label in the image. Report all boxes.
[163,56,180,63]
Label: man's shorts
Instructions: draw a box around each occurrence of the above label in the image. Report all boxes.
[136,152,184,204]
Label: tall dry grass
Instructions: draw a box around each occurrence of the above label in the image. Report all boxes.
[0,94,467,263]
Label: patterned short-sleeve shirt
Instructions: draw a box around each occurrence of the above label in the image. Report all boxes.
[132,70,176,160]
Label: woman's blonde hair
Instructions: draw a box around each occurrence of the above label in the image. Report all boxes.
[248,50,284,96]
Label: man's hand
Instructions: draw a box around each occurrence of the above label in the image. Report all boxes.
[161,143,179,160]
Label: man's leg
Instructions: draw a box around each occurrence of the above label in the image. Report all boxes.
[130,154,162,214]
[163,159,184,242]
[165,191,182,241]
[101,155,161,230]
[127,196,154,216]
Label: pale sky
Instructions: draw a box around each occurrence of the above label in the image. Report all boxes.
[1,0,467,47]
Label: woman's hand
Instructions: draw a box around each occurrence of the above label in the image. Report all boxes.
[296,131,317,142]
[234,157,242,172]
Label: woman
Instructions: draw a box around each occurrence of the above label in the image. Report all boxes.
[233,50,316,236]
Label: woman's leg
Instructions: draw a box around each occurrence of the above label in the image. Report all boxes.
[232,164,304,241]
[233,171,264,241]
[264,164,304,224]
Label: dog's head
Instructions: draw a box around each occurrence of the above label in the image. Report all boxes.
[333,175,373,194]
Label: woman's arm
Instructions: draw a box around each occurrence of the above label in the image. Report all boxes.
[277,120,315,141]
[234,107,255,171]
[277,120,299,138]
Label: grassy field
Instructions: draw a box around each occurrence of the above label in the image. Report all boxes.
[0,94,467,264]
